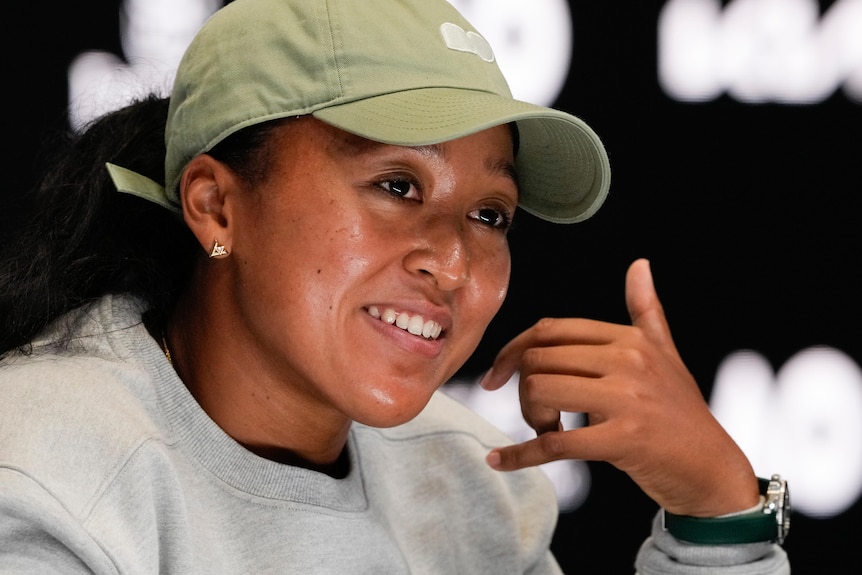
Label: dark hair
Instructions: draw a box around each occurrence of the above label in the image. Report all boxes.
[0,94,289,357]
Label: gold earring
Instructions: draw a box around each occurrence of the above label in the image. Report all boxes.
[209,239,230,259]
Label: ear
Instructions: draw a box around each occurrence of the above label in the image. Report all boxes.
[180,154,239,257]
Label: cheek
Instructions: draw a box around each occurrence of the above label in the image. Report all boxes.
[446,250,510,374]
[490,260,512,314]
[471,245,512,321]
[233,205,336,309]
[304,222,378,305]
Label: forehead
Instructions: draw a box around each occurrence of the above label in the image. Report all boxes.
[306,118,518,180]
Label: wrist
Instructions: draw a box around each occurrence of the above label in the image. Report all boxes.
[662,475,790,545]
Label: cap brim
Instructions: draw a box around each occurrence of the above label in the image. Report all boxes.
[313,87,610,224]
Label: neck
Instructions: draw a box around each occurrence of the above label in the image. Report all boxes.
[165,277,352,472]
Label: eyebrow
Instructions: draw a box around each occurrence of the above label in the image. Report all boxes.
[490,157,519,187]
[332,132,519,188]
[414,143,519,187]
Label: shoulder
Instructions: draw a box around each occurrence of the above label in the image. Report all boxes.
[0,295,160,419]
[351,389,560,558]
[0,295,172,514]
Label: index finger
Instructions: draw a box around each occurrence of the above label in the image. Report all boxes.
[486,424,609,471]
[478,316,613,391]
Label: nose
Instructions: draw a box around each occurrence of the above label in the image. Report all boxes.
[403,215,470,291]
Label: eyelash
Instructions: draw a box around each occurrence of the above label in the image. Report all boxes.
[378,178,417,200]
[375,177,513,232]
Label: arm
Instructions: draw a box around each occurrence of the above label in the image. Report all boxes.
[480,258,789,572]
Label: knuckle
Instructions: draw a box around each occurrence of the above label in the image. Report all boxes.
[521,373,543,403]
[499,447,525,469]
[537,432,568,460]
[532,317,558,334]
[530,317,568,342]
[619,345,648,372]
[520,346,547,370]
[618,417,643,438]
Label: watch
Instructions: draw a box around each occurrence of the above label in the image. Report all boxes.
[663,474,790,545]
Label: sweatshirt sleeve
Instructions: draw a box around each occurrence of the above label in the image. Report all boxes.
[634,511,790,575]
[0,469,118,575]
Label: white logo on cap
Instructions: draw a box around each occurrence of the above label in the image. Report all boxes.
[440,22,495,62]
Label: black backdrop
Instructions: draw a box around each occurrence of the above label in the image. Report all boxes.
[4,1,861,572]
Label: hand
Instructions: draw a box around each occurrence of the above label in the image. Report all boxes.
[480,258,761,517]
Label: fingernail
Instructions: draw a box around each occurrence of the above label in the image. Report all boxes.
[486,449,501,469]
[478,368,494,389]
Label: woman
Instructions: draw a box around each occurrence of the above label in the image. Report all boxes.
[0,0,789,573]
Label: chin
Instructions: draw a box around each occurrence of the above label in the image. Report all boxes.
[351,390,435,429]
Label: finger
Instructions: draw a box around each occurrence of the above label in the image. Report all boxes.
[625,258,675,350]
[486,431,571,470]
[517,340,635,382]
[520,373,587,435]
[486,425,613,471]
[479,322,555,391]
[479,317,618,391]
[516,343,616,435]
[521,372,611,415]
[520,368,645,440]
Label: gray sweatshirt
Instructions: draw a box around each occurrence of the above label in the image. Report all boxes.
[0,295,788,574]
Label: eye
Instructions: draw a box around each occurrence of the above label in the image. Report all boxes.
[378,178,419,200]
[470,206,513,231]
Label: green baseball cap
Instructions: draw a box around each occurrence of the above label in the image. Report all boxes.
[133,0,611,224]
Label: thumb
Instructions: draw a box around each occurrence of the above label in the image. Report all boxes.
[625,258,674,347]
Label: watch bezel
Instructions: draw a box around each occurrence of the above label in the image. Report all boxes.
[764,474,790,544]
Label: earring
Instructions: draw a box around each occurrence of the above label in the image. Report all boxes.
[209,239,230,259]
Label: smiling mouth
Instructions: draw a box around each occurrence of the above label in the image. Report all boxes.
[367,306,443,340]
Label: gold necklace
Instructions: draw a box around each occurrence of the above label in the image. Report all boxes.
[162,334,173,364]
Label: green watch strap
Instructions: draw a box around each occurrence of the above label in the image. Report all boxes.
[663,478,779,545]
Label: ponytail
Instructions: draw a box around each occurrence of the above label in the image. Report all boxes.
[0,94,197,356]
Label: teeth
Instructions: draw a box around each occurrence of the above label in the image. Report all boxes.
[368,306,442,340]
[396,313,410,330]
[407,315,423,335]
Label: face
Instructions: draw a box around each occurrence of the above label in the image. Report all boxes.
[226,118,517,428]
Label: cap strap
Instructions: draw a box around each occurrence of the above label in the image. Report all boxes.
[105,162,181,214]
